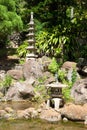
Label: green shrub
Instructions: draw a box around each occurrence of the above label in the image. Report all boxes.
[58,69,66,83]
[36,31,49,55]
[71,68,77,86]
[33,76,49,103]
[0,75,13,95]
[17,41,28,58]
[2,75,12,87]
[62,81,73,101]
[62,68,77,102]
[33,85,49,103]
[48,57,58,74]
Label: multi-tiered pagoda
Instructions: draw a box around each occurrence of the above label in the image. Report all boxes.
[26,12,37,60]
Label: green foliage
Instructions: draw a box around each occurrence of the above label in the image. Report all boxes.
[0,0,86,60]
[3,75,12,87]
[0,75,12,88]
[17,41,28,58]
[0,0,16,12]
[34,0,87,60]
[62,68,77,101]
[33,85,48,103]
[49,63,77,101]
[33,76,49,102]
[36,30,49,55]
[37,76,47,84]
[36,27,70,59]
[71,68,77,86]
[0,0,23,47]
[35,19,45,36]
[62,87,71,101]
[48,57,58,74]
[58,69,66,83]
[0,74,13,95]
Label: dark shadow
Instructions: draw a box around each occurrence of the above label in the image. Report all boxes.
[0,48,20,71]
[0,57,19,71]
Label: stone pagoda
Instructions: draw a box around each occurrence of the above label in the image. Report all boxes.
[26,12,37,60]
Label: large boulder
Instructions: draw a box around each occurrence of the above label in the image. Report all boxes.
[60,103,87,121]
[23,56,52,80]
[76,58,87,77]
[38,102,61,122]
[62,61,77,70]
[61,61,80,82]
[7,69,24,80]
[37,56,51,71]
[4,80,35,101]
[71,78,87,104]
[23,59,43,80]
[17,107,38,119]
[39,108,61,122]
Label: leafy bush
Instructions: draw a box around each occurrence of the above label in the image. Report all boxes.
[36,31,49,56]
[62,68,77,101]
[32,76,49,103]
[58,69,66,83]
[17,41,28,58]
[48,57,58,74]
[0,74,13,95]
[71,68,77,86]
[36,27,70,59]
[62,82,73,101]
[2,75,12,87]
[33,85,49,103]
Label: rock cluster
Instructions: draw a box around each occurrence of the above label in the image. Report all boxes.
[0,102,87,125]
[0,56,87,124]
[0,56,53,101]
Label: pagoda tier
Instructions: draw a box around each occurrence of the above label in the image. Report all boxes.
[27,39,35,43]
[28,27,35,31]
[26,33,34,37]
[26,53,37,58]
[27,46,36,50]
[26,12,37,60]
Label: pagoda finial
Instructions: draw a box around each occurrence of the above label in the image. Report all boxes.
[29,12,34,25]
[31,12,34,20]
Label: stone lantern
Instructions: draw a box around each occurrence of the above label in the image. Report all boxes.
[46,82,67,110]
[26,12,37,60]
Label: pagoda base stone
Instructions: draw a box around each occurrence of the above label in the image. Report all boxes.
[26,53,38,60]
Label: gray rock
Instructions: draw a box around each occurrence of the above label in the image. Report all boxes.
[7,69,24,80]
[0,70,6,80]
[23,59,43,80]
[60,103,87,121]
[77,58,87,76]
[39,108,61,122]
[4,80,35,101]
[71,78,87,104]
[62,61,77,70]
[37,56,51,71]
[17,107,38,119]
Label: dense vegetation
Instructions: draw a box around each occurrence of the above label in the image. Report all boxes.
[0,0,87,60]
[0,0,23,47]
[0,0,87,102]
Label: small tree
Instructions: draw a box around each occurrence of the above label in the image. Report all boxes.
[0,0,23,47]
